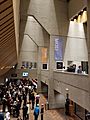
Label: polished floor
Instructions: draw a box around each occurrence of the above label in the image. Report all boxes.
[11,94,81,120]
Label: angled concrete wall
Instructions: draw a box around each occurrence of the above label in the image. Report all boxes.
[21,0,69,35]
[18,16,50,69]
[68,0,87,19]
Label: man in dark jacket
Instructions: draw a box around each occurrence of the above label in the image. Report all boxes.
[22,103,28,120]
[0,109,4,120]
[41,104,44,120]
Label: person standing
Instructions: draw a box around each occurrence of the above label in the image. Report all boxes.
[31,92,35,110]
[0,109,4,120]
[2,95,6,112]
[23,92,27,105]
[22,103,28,120]
[26,103,29,120]
[35,94,40,106]
[65,93,70,115]
[34,104,40,120]
[77,66,82,73]
[41,104,44,120]
[5,110,10,120]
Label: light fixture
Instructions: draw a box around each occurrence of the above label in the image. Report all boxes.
[66,88,69,92]
[70,7,87,23]
[81,9,83,12]
[1,66,5,69]
[74,16,77,22]
[12,66,15,68]
[65,88,69,99]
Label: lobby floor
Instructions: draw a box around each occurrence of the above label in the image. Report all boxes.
[11,94,81,120]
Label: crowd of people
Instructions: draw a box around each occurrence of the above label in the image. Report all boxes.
[0,78,43,120]
[67,64,83,73]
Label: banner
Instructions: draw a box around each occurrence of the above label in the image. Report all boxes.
[41,48,47,63]
[55,38,63,61]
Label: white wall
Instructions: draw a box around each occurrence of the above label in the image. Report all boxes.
[64,21,88,67]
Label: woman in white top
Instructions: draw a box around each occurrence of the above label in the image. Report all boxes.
[5,111,10,120]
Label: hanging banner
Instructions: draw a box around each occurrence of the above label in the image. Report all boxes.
[55,38,63,61]
[41,48,47,63]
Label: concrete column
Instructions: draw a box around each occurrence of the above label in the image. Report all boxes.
[87,0,90,87]
[48,35,55,109]
[87,0,90,54]
[37,46,42,93]
[87,0,90,111]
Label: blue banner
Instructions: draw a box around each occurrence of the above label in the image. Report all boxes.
[55,38,63,61]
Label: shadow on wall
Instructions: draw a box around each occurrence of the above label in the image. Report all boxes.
[19,0,30,51]
[54,0,69,35]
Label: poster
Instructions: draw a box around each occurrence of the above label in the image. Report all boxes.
[41,48,47,63]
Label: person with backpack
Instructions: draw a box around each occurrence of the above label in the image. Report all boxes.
[34,104,40,120]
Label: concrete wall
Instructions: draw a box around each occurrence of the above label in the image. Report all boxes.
[87,0,90,97]
[18,16,50,69]
[18,15,50,88]
[54,91,65,108]
[20,0,88,68]
[40,33,88,109]
[53,71,90,111]
[20,16,49,47]
[68,0,87,19]
[0,68,37,82]
[14,69,37,79]
[18,34,38,68]
[40,67,90,110]
[41,70,49,85]
[21,0,69,35]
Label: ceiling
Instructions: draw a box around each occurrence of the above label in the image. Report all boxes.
[0,0,17,76]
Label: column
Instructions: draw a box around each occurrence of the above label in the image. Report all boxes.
[37,46,42,93]
[87,0,90,111]
[48,35,55,109]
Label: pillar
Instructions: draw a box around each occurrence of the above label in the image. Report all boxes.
[48,35,55,109]
[87,0,90,111]
[37,46,42,93]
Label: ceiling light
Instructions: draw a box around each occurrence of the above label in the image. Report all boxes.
[1,66,5,69]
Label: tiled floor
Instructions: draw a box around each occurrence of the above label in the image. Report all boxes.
[10,94,81,120]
